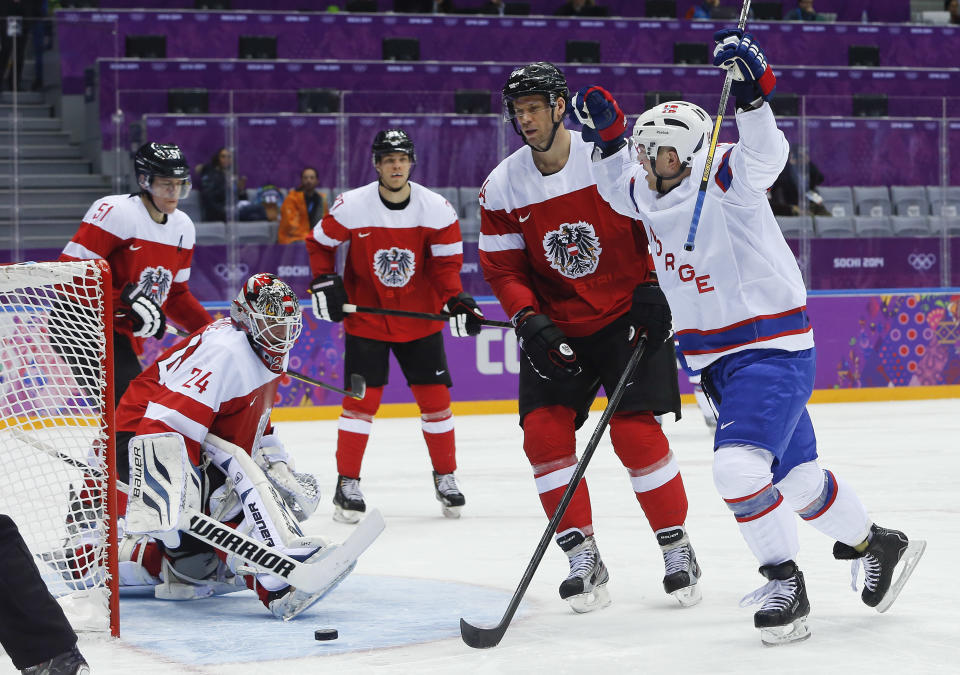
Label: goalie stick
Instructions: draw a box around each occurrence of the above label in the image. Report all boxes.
[682,0,752,252]
[459,337,648,649]
[12,428,385,595]
[343,303,512,328]
[164,324,366,399]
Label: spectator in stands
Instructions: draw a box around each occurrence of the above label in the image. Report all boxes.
[477,0,506,14]
[238,184,284,223]
[685,0,719,19]
[784,0,819,21]
[279,167,328,244]
[769,149,830,217]
[0,0,41,91]
[198,147,247,222]
[947,0,960,25]
[554,0,606,17]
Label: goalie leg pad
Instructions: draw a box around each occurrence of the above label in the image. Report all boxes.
[203,436,326,591]
[126,433,202,548]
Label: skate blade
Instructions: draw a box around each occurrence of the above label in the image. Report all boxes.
[332,505,363,524]
[760,617,811,647]
[671,583,702,608]
[568,583,612,614]
[273,560,357,621]
[441,504,463,519]
[876,539,926,614]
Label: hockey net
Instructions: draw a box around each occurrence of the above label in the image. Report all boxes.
[0,260,119,636]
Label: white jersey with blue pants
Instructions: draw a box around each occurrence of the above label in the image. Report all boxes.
[592,103,872,569]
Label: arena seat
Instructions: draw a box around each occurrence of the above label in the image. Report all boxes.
[927,186,960,218]
[814,216,855,238]
[817,187,855,218]
[852,186,892,217]
[890,216,930,237]
[890,186,929,217]
[853,216,893,237]
[776,215,813,238]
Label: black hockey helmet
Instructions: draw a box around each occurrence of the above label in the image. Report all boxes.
[501,61,570,122]
[371,129,416,165]
[134,142,191,198]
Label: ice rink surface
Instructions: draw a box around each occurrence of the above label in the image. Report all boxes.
[11,398,957,674]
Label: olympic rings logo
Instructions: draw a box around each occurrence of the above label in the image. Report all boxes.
[214,262,250,281]
[907,253,936,271]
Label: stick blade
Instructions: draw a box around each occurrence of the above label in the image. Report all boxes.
[349,374,366,400]
[460,617,506,649]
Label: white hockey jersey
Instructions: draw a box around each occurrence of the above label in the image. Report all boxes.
[592,104,814,371]
[116,319,285,466]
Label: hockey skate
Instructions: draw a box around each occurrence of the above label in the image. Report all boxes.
[657,527,702,607]
[20,645,89,675]
[557,529,611,613]
[433,470,466,518]
[267,509,385,620]
[832,524,926,613]
[333,475,366,524]
[740,560,811,647]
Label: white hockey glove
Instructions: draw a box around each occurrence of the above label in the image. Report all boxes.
[121,283,166,339]
[254,431,321,522]
[126,433,202,549]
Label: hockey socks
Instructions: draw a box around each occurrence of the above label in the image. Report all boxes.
[610,411,689,530]
[524,406,593,534]
[411,384,457,475]
[335,386,383,478]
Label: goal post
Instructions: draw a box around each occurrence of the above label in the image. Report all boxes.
[0,260,119,637]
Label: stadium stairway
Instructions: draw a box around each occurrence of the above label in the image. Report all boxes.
[1,41,112,248]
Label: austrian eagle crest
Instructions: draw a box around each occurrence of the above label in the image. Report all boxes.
[373,247,416,287]
[135,266,173,304]
[543,222,601,279]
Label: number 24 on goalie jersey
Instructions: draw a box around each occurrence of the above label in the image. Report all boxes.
[115,319,285,466]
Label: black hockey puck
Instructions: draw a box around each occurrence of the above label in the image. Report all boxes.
[315,628,339,641]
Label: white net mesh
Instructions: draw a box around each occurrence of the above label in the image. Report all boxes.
[0,261,116,634]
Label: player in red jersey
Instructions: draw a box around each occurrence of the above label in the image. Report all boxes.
[306,129,483,523]
[478,62,701,613]
[57,142,212,404]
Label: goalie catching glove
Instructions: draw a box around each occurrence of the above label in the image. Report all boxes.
[570,85,629,157]
[254,431,321,522]
[121,283,166,339]
[514,310,581,381]
[309,273,348,322]
[445,292,484,337]
[712,30,777,111]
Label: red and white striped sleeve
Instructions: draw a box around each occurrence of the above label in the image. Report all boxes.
[478,183,539,319]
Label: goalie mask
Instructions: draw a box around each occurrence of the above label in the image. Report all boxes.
[501,61,569,152]
[134,142,192,200]
[231,273,302,369]
[632,101,713,186]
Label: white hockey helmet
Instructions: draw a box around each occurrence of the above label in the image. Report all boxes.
[631,101,713,167]
[231,273,302,357]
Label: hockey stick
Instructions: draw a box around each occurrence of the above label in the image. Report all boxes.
[459,337,649,649]
[682,0,752,252]
[343,303,513,328]
[11,427,385,595]
[164,324,365,399]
